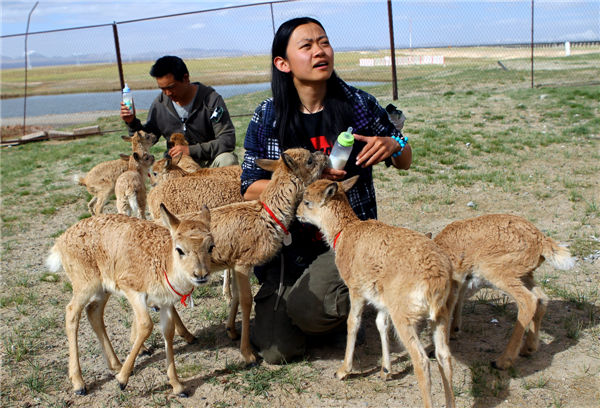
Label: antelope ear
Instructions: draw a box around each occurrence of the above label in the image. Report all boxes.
[341,175,359,192]
[424,232,433,239]
[162,156,171,170]
[119,153,130,161]
[121,135,133,142]
[172,152,183,166]
[159,203,180,232]
[322,182,338,204]
[199,204,211,225]
[281,152,297,172]
[256,158,278,172]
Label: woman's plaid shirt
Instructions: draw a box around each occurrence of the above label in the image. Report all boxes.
[241,77,405,221]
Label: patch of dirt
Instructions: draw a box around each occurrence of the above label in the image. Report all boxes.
[0,125,52,141]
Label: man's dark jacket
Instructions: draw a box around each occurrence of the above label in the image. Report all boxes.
[127,82,236,165]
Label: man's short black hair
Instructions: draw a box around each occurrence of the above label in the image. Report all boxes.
[149,56,189,81]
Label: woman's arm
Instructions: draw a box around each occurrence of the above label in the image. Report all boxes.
[354,134,412,170]
[243,179,270,201]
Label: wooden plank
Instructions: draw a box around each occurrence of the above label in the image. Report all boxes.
[21,131,49,141]
[73,125,101,136]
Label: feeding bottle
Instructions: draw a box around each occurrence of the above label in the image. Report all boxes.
[122,83,134,112]
[329,127,354,170]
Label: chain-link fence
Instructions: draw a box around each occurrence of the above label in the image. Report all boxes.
[1,0,599,124]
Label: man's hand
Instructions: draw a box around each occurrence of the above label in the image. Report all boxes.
[169,144,190,157]
[120,101,136,124]
[354,134,399,168]
[322,167,346,181]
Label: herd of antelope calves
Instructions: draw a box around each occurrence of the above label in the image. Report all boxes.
[46,131,575,407]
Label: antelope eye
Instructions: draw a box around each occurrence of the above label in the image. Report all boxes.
[307,157,313,165]
[208,244,215,254]
[176,247,185,257]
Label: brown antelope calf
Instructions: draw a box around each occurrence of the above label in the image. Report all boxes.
[149,152,242,187]
[114,151,155,219]
[166,132,202,172]
[74,131,154,215]
[297,176,455,408]
[45,205,214,397]
[171,148,328,365]
[433,214,575,369]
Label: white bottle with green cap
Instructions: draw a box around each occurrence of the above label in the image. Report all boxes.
[329,127,354,170]
[122,83,133,112]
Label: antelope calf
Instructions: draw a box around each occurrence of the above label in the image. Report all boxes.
[433,213,575,369]
[114,151,155,219]
[149,153,242,187]
[172,148,328,365]
[297,176,455,408]
[148,154,243,305]
[75,131,154,215]
[45,205,214,397]
[166,132,202,172]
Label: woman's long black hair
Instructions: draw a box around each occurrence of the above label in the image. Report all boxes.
[271,17,354,150]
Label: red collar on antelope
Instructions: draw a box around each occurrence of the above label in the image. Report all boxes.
[333,230,342,250]
[261,201,292,245]
[163,270,194,307]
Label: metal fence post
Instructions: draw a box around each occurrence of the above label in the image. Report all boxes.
[531,0,534,88]
[387,0,398,100]
[113,22,125,91]
[22,1,39,135]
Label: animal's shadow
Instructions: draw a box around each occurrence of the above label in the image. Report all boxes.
[303,297,599,408]
[82,318,244,397]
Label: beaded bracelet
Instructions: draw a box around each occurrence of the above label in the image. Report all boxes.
[391,135,408,158]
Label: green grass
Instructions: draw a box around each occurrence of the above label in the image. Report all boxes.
[0,50,599,408]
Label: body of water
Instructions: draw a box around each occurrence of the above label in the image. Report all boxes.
[1,83,272,120]
[1,82,383,120]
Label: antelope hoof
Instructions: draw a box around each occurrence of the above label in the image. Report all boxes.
[520,342,538,356]
[379,368,391,381]
[139,347,153,357]
[176,391,189,398]
[335,369,349,380]
[74,387,87,396]
[184,335,198,345]
[226,327,239,340]
[491,360,509,370]
[119,382,127,390]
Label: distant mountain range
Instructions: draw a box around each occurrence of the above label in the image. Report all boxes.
[0,48,252,70]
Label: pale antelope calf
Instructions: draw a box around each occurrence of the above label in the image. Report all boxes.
[297,176,455,408]
[166,132,202,172]
[148,154,243,305]
[114,151,155,219]
[433,214,575,369]
[45,205,214,397]
[149,152,242,187]
[171,148,328,365]
[74,131,154,215]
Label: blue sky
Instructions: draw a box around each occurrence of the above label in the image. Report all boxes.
[1,1,598,59]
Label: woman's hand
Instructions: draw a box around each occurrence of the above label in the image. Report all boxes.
[322,167,346,181]
[354,134,399,168]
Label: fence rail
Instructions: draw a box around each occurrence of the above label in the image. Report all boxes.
[1,0,598,130]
